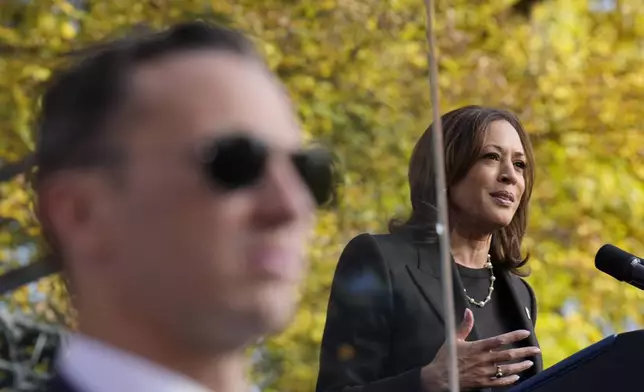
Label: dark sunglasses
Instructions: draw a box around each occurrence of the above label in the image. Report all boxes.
[198,135,335,206]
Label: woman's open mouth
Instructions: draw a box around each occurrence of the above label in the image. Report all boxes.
[489,190,515,206]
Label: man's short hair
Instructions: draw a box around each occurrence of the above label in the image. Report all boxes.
[32,21,259,269]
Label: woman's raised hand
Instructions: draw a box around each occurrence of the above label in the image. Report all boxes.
[421,309,541,392]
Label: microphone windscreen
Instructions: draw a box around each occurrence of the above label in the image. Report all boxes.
[595,244,638,281]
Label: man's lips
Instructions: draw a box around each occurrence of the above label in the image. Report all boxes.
[248,247,301,280]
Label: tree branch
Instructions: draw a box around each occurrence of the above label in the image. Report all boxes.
[0,257,59,296]
[512,0,549,17]
[0,44,47,56]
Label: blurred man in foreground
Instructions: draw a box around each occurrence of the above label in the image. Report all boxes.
[33,21,329,392]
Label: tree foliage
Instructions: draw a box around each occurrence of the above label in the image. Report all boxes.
[1,0,644,390]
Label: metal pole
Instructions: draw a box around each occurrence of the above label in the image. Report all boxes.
[422,1,459,391]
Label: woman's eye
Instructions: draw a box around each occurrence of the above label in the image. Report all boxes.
[514,161,527,170]
[483,153,500,160]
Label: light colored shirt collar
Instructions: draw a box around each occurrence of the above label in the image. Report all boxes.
[57,333,213,392]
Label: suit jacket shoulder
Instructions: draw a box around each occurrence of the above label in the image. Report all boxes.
[370,232,419,270]
[337,232,416,278]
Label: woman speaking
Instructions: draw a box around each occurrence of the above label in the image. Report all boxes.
[316,106,542,392]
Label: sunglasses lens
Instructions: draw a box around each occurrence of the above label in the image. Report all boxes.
[293,149,335,206]
[205,136,335,206]
[207,136,267,190]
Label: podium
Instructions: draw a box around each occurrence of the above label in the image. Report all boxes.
[509,330,644,391]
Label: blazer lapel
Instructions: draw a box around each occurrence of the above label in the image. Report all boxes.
[501,271,543,373]
[406,244,480,341]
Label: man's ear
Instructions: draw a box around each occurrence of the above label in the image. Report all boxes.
[38,172,115,265]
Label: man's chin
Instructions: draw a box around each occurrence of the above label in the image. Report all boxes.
[256,315,294,338]
[192,301,297,351]
[228,286,298,337]
[251,298,298,337]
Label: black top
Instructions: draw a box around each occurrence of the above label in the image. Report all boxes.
[458,264,530,391]
[316,233,542,392]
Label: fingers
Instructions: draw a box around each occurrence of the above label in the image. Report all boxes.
[489,360,534,378]
[470,329,531,351]
[456,308,475,340]
[478,361,534,388]
[484,374,521,387]
[485,346,541,363]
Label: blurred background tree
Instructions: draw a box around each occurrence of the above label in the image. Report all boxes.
[1,0,644,390]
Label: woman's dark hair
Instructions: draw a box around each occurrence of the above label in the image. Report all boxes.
[390,105,536,275]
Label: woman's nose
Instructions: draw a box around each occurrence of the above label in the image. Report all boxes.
[499,165,518,184]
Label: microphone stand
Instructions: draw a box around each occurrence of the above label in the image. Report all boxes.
[422,1,459,391]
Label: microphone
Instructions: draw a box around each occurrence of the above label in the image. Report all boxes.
[595,244,644,290]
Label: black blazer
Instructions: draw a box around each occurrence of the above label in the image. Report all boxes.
[316,233,543,392]
[42,375,78,392]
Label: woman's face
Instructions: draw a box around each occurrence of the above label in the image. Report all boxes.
[450,120,527,231]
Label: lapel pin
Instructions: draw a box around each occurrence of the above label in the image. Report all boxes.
[525,306,531,320]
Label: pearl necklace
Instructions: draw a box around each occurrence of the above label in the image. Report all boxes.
[463,254,495,308]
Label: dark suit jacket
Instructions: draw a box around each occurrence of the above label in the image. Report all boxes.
[42,375,78,392]
[316,232,543,392]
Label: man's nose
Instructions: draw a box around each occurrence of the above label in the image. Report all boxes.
[253,158,314,229]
